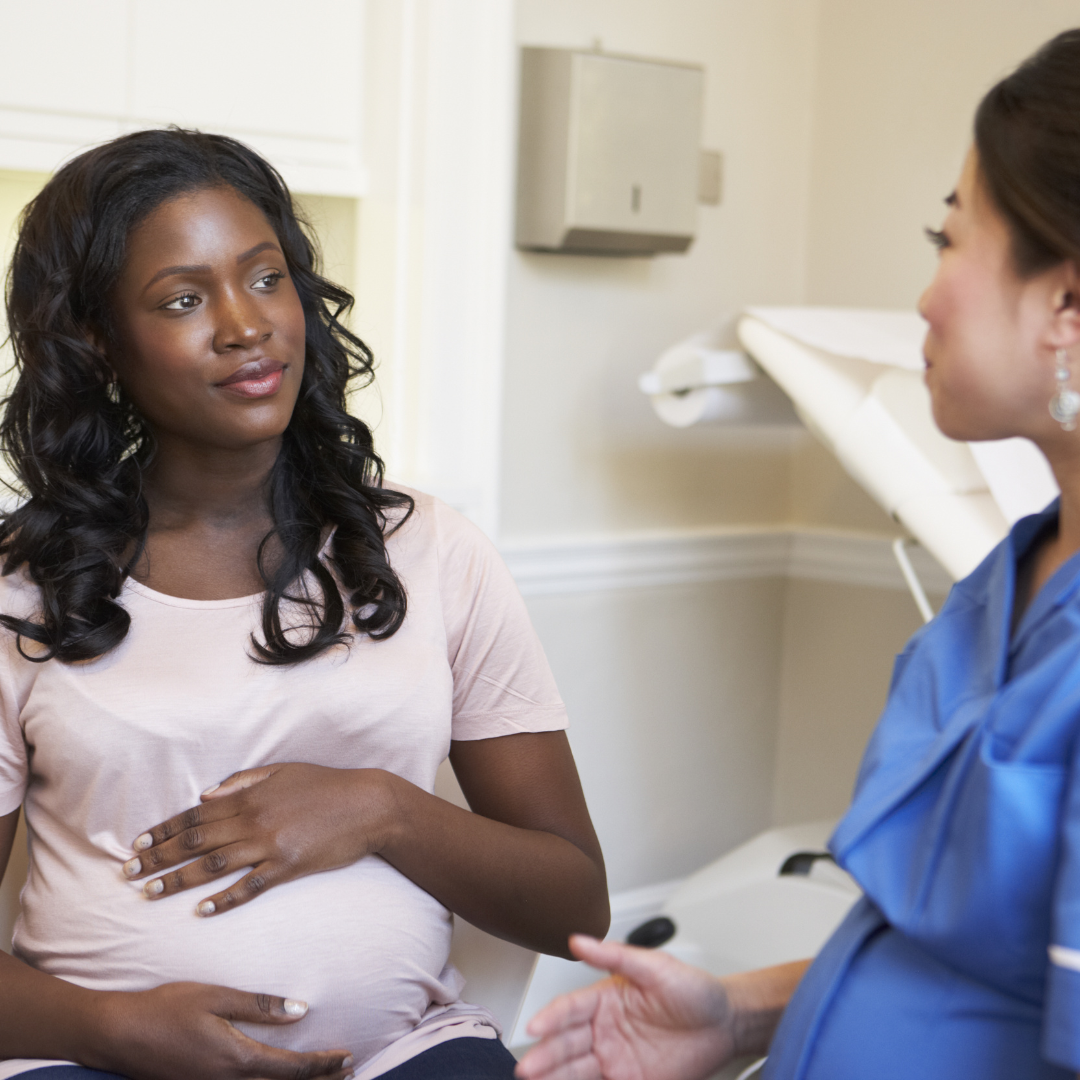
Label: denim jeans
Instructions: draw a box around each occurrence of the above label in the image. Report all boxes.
[10,1037,518,1080]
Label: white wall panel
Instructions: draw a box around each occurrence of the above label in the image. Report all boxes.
[0,0,367,194]
[0,0,128,116]
[358,0,515,534]
[130,1,362,142]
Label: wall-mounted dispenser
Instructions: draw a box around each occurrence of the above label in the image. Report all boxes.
[515,47,704,256]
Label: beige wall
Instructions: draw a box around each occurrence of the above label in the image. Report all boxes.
[0,171,49,372]
[805,0,1080,309]
[500,3,1080,891]
[502,0,817,540]
[772,579,938,825]
[525,577,786,893]
[786,434,895,534]
[294,194,358,305]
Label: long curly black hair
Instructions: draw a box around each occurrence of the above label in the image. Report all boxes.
[0,128,412,664]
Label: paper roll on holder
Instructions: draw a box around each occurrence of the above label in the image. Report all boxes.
[641,330,800,427]
[638,347,756,397]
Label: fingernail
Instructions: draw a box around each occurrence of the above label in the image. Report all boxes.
[133,833,153,851]
[201,782,220,797]
[197,899,216,916]
[283,998,308,1016]
[342,1056,354,1069]
[122,857,141,878]
[143,879,164,897]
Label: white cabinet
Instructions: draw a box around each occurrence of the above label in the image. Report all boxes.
[0,0,365,194]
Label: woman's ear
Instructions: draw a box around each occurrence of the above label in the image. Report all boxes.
[82,325,117,385]
[1047,262,1080,350]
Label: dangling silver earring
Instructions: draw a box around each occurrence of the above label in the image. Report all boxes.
[1050,348,1080,431]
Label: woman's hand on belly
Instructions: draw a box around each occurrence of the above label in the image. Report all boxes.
[85,982,355,1080]
[0,944,354,1080]
[123,732,610,958]
[123,763,395,916]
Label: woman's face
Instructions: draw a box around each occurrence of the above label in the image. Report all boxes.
[919,149,1078,444]
[108,185,306,454]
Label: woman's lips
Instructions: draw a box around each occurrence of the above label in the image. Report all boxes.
[216,359,285,398]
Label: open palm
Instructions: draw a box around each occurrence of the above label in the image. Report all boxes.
[515,935,736,1080]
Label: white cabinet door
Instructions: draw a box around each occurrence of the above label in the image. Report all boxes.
[0,0,128,116]
[130,0,365,193]
[0,0,365,194]
[0,0,129,172]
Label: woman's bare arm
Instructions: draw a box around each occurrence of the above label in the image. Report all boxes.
[0,808,97,1061]
[389,731,609,954]
[126,731,609,959]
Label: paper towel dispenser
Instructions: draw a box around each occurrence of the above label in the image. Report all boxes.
[515,47,704,256]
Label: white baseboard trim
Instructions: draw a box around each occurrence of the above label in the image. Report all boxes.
[501,527,954,597]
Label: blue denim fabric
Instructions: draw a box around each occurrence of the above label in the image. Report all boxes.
[10,1039,517,1080]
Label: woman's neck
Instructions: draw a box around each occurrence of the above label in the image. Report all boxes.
[1014,436,1080,627]
[141,436,281,528]
[130,435,283,601]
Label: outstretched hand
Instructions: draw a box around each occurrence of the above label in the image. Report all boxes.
[515,935,736,1080]
[123,763,398,916]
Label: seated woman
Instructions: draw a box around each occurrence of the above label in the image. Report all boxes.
[0,129,609,1080]
[517,27,1080,1080]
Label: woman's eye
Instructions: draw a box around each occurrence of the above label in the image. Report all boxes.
[924,227,950,252]
[161,292,201,311]
[253,271,284,290]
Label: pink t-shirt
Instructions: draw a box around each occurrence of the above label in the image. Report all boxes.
[0,490,568,1078]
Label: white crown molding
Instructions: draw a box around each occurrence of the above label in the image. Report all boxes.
[500,527,954,597]
[0,106,368,197]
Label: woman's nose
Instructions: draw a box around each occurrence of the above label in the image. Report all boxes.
[917,283,933,323]
[212,291,270,352]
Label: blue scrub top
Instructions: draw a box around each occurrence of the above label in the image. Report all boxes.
[763,501,1080,1080]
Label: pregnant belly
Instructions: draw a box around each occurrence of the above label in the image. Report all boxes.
[15,849,459,1065]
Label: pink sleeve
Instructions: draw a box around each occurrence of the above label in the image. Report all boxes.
[433,501,569,741]
[0,580,34,816]
[0,679,27,816]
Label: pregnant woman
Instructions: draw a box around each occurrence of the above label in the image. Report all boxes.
[0,129,608,1080]
[517,26,1080,1080]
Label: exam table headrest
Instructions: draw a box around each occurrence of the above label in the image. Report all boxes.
[736,308,1059,581]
